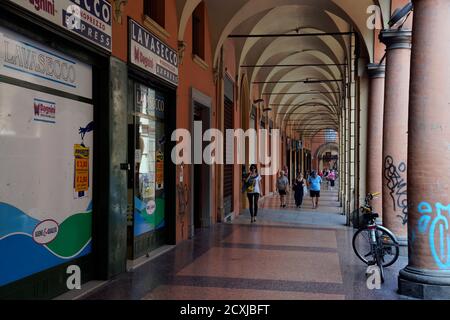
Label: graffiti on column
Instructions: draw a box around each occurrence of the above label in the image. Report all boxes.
[384,156,408,225]
[418,202,450,270]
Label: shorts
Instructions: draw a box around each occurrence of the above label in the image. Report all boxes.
[310,190,321,198]
[279,190,287,196]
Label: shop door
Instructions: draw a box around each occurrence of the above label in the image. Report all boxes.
[127,82,167,260]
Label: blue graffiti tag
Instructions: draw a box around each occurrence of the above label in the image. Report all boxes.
[418,202,450,270]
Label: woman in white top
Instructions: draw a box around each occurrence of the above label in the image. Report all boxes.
[245,164,262,223]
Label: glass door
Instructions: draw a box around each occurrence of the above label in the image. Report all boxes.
[127,82,166,259]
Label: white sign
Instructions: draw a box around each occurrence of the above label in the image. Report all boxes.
[8,0,112,52]
[32,220,60,245]
[129,19,179,86]
[34,98,56,123]
[0,27,93,98]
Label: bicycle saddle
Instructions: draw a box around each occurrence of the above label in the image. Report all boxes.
[365,213,379,220]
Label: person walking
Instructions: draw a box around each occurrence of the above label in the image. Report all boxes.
[308,170,322,209]
[292,173,306,208]
[283,165,289,183]
[276,170,290,208]
[328,170,336,191]
[245,164,262,223]
[324,169,330,190]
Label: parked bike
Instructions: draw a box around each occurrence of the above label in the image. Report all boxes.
[352,192,400,283]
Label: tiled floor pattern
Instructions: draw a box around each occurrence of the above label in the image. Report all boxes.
[143,285,345,300]
[260,188,341,213]
[84,188,411,300]
[234,188,346,228]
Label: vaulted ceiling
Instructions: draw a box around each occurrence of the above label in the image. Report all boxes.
[176,0,391,138]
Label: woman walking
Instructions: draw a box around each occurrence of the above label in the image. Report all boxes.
[328,170,336,191]
[292,173,306,208]
[245,164,262,223]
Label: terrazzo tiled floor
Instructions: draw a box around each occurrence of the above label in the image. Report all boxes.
[83,188,411,300]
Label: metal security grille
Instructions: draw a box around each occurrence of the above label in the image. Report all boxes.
[223,98,234,215]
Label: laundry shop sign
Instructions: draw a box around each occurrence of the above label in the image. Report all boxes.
[0,26,93,98]
[129,19,179,86]
[7,0,112,52]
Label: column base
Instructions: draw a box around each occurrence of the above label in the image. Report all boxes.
[399,266,450,299]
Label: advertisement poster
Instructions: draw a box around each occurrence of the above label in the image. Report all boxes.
[0,30,93,286]
[74,144,90,198]
[156,150,164,189]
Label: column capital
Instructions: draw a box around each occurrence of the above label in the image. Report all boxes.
[367,63,386,79]
[379,29,412,50]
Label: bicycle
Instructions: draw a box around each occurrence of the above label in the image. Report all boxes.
[352,192,400,283]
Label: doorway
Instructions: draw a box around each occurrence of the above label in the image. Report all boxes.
[127,81,168,260]
[193,107,203,232]
[190,88,212,238]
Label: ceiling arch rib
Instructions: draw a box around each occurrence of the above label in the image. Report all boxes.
[260,67,342,99]
[275,94,340,124]
[235,6,349,69]
[246,35,345,84]
[285,105,339,131]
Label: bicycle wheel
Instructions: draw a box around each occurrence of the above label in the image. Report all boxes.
[352,228,374,265]
[375,250,385,283]
[352,226,399,267]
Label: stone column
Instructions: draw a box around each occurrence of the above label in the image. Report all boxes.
[379,29,412,244]
[366,64,385,217]
[399,0,450,299]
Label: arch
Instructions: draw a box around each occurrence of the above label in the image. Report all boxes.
[315,142,340,159]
